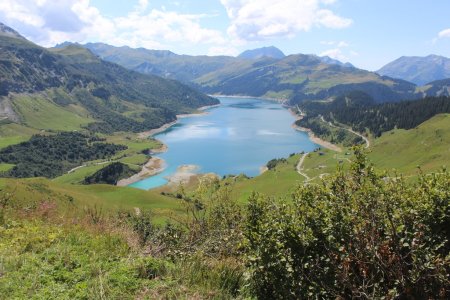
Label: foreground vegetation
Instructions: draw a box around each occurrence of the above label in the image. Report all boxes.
[1,150,448,299]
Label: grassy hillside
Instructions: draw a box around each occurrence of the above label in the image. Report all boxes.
[82,42,239,84]
[0,34,218,135]
[11,93,94,130]
[0,123,40,148]
[76,42,425,104]
[195,54,417,103]
[369,114,449,174]
[0,177,184,224]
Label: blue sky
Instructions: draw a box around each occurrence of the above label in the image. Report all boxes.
[0,0,449,70]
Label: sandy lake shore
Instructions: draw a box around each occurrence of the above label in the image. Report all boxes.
[289,108,342,152]
[116,157,166,187]
[164,165,218,187]
[137,103,221,139]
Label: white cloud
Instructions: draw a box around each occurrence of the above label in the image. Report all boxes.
[438,28,450,38]
[337,41,348,47]
[320,40,348,47]
[320,48,347,61]
[0,0,226,49]
[220,0,352,41]
[115,10,225,46]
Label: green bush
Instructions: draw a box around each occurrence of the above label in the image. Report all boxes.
[245,149,449,299]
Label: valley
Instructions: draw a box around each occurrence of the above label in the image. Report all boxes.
[0,16,449,299]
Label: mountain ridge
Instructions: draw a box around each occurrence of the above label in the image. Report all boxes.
[377,54,450,85]
[72,42,425,103]
[238,46,286,59]
[0,23,218,133]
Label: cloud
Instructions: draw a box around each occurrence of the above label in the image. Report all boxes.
[320,48,346,61]
[0,0,226,49]
[320,40,348,47]
[438,28,450,38]
[115,10,225,46]
[220,0,352,41]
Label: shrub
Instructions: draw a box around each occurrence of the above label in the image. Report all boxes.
[245,148,449,299]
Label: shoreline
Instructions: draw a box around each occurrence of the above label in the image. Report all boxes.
[210,94,287,103]
[128,103,221,187]
[126,100,340,189]
[289,108,342,152]
[137,103,221,139]
[117,156,166,187]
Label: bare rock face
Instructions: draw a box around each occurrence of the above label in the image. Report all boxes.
[0,97,20,122]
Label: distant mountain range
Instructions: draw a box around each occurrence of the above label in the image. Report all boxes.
[64,43,439,104]
[0,22,217,132]
[1,20,449,134]
[377,55,450,85]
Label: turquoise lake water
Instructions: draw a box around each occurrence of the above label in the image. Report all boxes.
[129,97,318,190]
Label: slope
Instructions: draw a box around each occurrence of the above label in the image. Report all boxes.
[76,42,420,103]
[81,42,238,84]
[196,54,418,103]
[368,113,450,174]
[0,25,218,135]
[377,54,450,85]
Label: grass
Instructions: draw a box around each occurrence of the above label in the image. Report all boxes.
[53,163,114,184]
[0,123,40,148]
[368,114,449,174]
[0,218,244,299]
[106,132,162,154]
[302,149,351,181]
[0,163,15,172]
[119,154,149,166]
[230,154,304,203]
[53,133,161,184]
[0,135,30,149]
[0,177,184,224]
[11,94,94,131]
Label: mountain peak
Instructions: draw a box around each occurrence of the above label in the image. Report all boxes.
[238,46,285,60]
[377,55,450,85]
[319,55,354,68]
[0,22,26,40]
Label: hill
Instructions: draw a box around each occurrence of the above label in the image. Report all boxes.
[418,78,450,97]
[79,42,238,84]
[369,113,450,174]
[71,42,425,103]
[195,54,418,103]
[238,46,285,59]
[0,24,218,135]
[377,54,450,85]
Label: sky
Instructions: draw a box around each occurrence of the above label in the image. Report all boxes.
[0,0,449,71]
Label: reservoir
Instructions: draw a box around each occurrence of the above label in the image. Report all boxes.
[129,97,318,190]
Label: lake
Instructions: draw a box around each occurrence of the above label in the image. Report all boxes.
[129,97,318,190]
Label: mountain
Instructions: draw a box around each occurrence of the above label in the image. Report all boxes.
[194,54,418,103]
[0,22,25,40]
[78,42,238,84]
[319,55,354,68]
[377,55,450,85]
[73,42,422,104]
[0,23,218,133]
[238,46,285,60]
[417,78,450,97]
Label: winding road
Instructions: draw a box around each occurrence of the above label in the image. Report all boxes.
[320,116,370,148]
[296,152,310,182]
